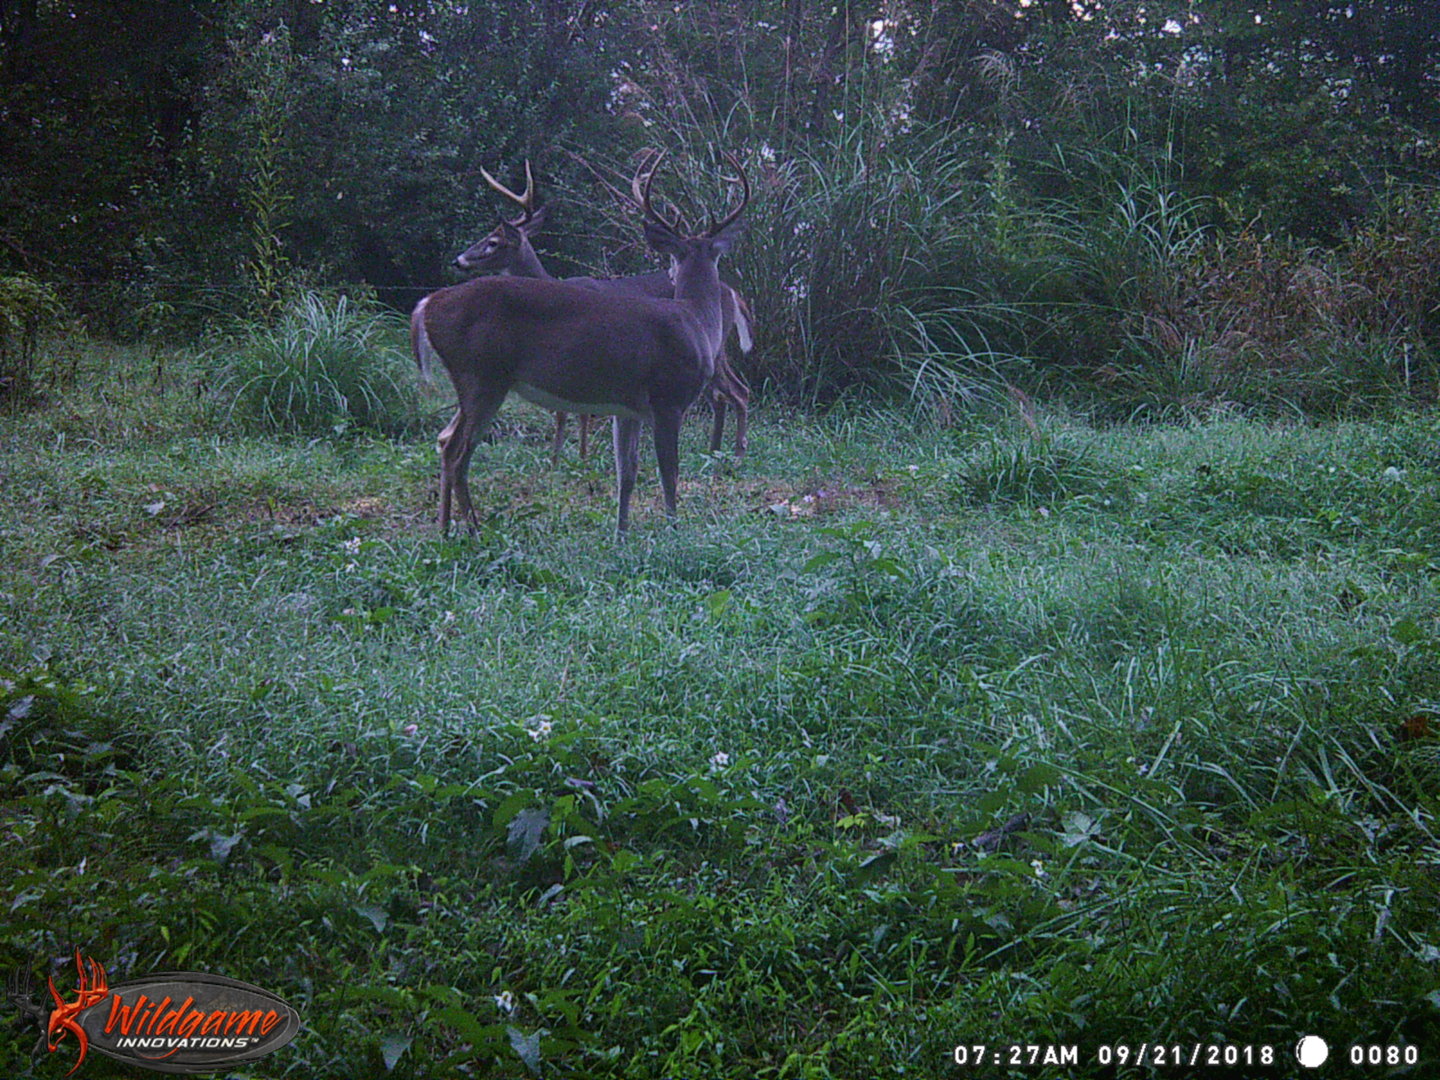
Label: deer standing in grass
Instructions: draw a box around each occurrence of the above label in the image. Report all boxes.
[451,160,753,464]
[412,153,749,533]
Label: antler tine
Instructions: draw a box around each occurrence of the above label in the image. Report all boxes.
[630,149,658,211]
[479,160,537,223]
[708,150,750,237]
[521,159,536,211]
[637,150,685,234]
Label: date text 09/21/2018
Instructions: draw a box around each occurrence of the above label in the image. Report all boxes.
[954,1042,1421,1069]
[952,1044,1284,1069]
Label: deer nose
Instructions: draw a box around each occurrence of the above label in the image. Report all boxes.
[452,254,469,270]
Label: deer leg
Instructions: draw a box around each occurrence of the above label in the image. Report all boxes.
[721,358,751,459]
[708,348,731,454]
[443,387,509,534]
[439,414,478,534]
[613,416,642,533]
[578,414,593,459]
[728,374,750,459]
[709,395,727,454]
[707,353,751,459]
[551,411,568,468]
[436,409,463,534]
[652,408,683,524]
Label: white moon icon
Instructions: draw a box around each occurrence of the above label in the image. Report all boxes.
[1295,1035,1329,1068]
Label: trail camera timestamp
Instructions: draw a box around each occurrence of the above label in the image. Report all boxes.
[952,1044,1080,1068]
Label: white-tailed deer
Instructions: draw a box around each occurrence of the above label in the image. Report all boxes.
[452,160,753,462]
[412,153,748,533]
[445,161,592,464]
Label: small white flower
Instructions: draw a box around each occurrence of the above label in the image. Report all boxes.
[527,717,553,741]
[343,536,362,555]
[494,990,516,1014]
[1031,859,1047,879]
[710,751,731,768]
[906,464,919,474]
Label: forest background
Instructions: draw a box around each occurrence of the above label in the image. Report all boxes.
[3,0,1439,414]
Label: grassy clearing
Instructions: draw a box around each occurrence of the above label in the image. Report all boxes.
[2,342,1439,1078]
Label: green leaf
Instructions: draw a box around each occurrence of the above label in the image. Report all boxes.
[1060,811,1101,847]
[801,549,843,574]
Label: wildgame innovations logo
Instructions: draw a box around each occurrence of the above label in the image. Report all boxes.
[8,951,302,1075]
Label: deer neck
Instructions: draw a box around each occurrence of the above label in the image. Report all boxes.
[510,240,552,281]
[672,255,725,356]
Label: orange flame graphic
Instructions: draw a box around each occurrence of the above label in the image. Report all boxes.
[47,951,108,1076]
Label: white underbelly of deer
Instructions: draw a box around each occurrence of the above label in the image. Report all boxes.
[512,382,647,421]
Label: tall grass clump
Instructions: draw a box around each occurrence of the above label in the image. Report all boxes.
[209,291,422,436]
[755,120,1021,405]
[1088,185,1440,419]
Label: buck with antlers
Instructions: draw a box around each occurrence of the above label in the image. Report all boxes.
[452,159,753,463]
[412,153,749,533]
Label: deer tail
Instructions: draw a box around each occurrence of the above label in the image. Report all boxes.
[411,296,437,386]
[732,290,754,354]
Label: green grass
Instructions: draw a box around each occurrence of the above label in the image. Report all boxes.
[205,291,425,437]
[2,341,1439,1078]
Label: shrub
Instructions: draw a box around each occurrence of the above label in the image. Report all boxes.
[209,291,422,436]
[0,274,65,402]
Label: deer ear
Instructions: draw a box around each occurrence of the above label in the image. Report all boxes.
[707,218,745,258]
[643,219,686,259]
[522,205,549,235]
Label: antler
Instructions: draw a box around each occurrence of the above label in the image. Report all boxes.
[479,160,538,225]
[708,151,750,237]
[636,150,749,238]
[636,151,686,234]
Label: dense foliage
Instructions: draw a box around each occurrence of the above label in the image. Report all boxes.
[2,1,1438,409]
